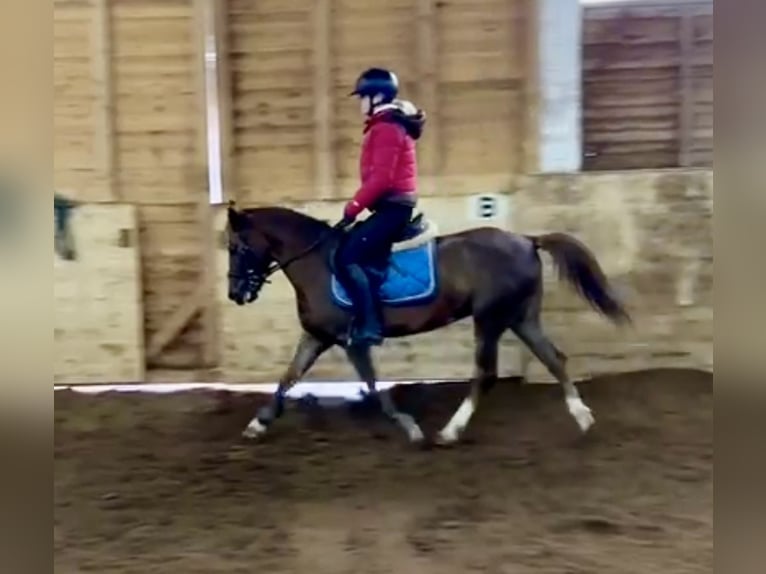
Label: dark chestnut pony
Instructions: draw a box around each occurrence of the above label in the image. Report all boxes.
[226,203,630,445]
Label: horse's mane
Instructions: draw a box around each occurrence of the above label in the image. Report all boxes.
[243,206,331,240]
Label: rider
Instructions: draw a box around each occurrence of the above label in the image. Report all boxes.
[335,67,426,349]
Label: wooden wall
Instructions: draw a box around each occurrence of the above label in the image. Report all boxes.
[225,0,535,205]
[582,0,713,170]
[54,0,214,371]
[55,0,203,201]
[55,0,102,200]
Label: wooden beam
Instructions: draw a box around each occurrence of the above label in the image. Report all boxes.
[145,281,207,362]
[191,0,219,367]
[197,197,218,368]
[313,0,335,200]
[193,0,210,194]
[585,0,712,20]
[91,0,117,200]
[212,0,236,203]
[678,8,694,167]
[416,0,439,194]
[521,0,540,174]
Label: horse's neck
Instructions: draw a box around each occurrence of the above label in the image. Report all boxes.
[265,223,330,286]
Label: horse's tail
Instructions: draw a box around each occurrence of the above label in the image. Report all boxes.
[528,232,632,326]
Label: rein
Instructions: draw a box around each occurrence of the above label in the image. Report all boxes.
[251,221,346,284]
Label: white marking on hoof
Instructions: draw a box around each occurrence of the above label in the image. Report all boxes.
[242,418,268,439]
[436,397,475,445]
[407,423,425,443]
[435,428,459,446]
[394,413,425,443]
[567,397,595,433]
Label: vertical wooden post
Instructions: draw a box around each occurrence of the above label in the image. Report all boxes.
[212,0,236,203]
[193,0,209,189]
[92,0,118,200]
[196,192,218,369]
[313,0,335,200]
[521,0,540,174]
[416,0,439,194]
[193,0,218,369]
[678,7,694,167]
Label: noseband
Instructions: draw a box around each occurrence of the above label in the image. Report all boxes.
[227,243,278,297]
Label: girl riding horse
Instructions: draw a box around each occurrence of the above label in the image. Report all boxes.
[335,67,426,349]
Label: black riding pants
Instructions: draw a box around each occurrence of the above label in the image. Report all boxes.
[335,202,414,272]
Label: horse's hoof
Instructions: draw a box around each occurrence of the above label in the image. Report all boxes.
[433,430,460,447]
[567,398,595,433]
[407,425,425,444]
[242,418,268,440]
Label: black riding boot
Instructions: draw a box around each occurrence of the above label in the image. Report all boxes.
[343,264,384,348]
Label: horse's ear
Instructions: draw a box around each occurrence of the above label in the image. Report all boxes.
[227,202,247,232]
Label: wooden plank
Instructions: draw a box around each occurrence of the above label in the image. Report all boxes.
[194,0,210,177]
[521,0,539,173]
[145,280,206,362]
[585,0,712,20]
[416,0,439,190]
[312,0,335,200]
[197,198,218,367]
[193,0,218,367]
[678,8,694,166]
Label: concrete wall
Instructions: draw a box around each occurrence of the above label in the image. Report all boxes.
[215,168,712,383]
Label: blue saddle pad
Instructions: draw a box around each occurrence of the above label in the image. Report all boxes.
[331,240,438,308]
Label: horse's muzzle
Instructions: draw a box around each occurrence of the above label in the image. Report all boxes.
[229,287,258,306]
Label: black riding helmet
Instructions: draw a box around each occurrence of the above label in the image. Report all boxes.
[349,67,399,103]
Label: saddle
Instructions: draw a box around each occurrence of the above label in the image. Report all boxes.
[390,212,438,253]
[398,212,427,242]
[328,211,438,275]
[329,209,440,309]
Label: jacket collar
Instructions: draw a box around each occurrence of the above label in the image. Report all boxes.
[363,106,396,133]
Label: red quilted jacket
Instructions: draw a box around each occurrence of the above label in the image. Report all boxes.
[345,105,426,218]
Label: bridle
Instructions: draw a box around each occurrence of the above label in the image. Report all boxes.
[228,221,347,296]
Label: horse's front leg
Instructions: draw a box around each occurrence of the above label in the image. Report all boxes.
[436,319,502,446]
[345,346,424,443]
[242,331,330,439]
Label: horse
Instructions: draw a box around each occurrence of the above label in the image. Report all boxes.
[226,203,631,445]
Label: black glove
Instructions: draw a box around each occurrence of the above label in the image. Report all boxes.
[333,216,354,231]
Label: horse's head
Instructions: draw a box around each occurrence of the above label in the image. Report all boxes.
[226,204,275,306]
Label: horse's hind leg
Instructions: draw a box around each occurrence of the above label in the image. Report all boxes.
[345,346,424,443]
[436,318,503,445]
[242,331,330,439]
[510,308,595,434]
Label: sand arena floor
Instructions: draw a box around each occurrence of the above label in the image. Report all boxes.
[54,368,712,573]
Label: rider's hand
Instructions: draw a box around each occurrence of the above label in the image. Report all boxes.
[334,215,354,231]
[343,199,363,220]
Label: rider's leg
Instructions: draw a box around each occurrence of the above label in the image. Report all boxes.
[334,203,413,348]
[334,223,382,347]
